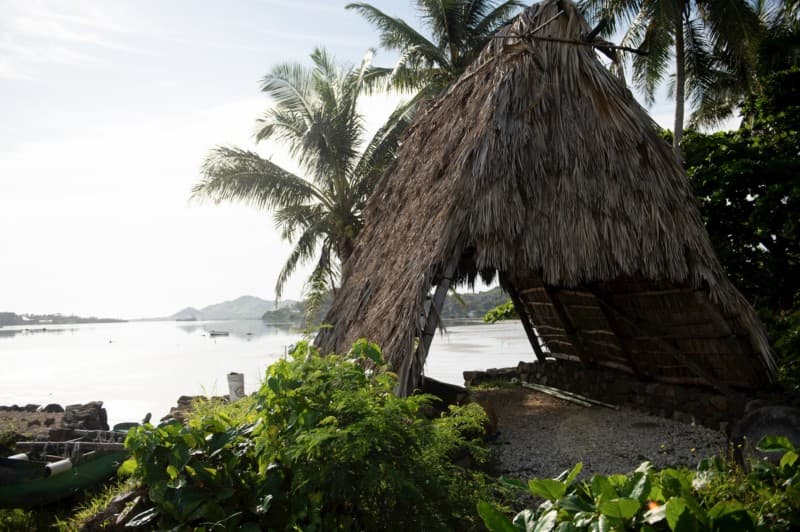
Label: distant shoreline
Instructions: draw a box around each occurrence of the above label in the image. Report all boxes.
[0,312,126,327]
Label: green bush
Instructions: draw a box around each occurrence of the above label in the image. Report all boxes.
[123,339,495,531]
[763,298,800,396]
[484,300,519,323]
[479,436,800,531]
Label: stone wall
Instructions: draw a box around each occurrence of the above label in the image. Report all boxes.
[464,359,760,432]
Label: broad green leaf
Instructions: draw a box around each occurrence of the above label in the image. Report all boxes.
[256,494,273,515]
[707,500,754,531]
[756,435,796,452]
[660,470,688,498]
[621,472,650,502]
[555,523,580,532]
[166,464,179,480]
[477,501,517,532]
[350,338,384,365]
[707,500,745,520]
[126,507,159,527]
[533,509,558,532]
[529,479,568,501]
[559,495,595,513]
[599,498,640,520]
[573,512,595,527]
[666,498,686,529]
[117,457,137,477]
[590,475,617,502]
[665,497,701,532]
[588,515,610,532]
[565,462,583,485]
[512,509,536,532]
[780,450,799,468]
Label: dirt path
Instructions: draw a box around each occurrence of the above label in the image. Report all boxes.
[474,387,727,480]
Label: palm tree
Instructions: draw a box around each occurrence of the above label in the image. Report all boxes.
[348,0,524,100]
[579,0,762,151]
[193,48,411,304]
[690,0,800,127]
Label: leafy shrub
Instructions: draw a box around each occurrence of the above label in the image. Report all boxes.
[0,509,36,530]
[763,298,800,396]
[479,436,800,531]
[484,300,519,323]
[123,339,495,530]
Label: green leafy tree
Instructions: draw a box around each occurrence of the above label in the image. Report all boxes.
[347,0,523,100]
[580,0,762,150]
[684,67,800,394]
[193,49,411,302]
[684,68,799,310]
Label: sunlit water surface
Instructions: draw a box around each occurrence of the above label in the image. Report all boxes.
[0,320,533,425]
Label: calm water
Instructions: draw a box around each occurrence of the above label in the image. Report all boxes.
[0,320,533,425]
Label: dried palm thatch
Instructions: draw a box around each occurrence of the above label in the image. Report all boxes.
[316,0,776,396]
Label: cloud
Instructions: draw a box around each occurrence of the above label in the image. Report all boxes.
[0,0,147,79]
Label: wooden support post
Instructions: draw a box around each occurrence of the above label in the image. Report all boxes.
[500,274,545,362]
[594,295,736,398]
[398,252,462,396]
[541,286,595,367]
[418,253,462,361]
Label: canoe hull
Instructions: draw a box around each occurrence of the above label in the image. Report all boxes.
[0,451,128,508]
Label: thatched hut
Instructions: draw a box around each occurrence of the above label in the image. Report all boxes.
[316,0,776,396]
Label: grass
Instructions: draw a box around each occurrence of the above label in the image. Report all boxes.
[468,378,519,390]
[54,479,139,532]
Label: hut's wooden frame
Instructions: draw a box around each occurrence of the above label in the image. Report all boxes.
[316,0,777,396]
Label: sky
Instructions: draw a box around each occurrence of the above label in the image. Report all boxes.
[1,0,691,319]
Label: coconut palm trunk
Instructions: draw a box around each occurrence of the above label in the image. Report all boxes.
[673,2,686,152]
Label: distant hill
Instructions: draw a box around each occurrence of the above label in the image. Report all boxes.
[169,296,297,321]
[262,287,510,325]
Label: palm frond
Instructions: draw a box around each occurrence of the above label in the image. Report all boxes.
[258,62,315,129]
[193,146,330,210]
[346,2,451,66]
[472,0,525,38]
[275,222,325,299]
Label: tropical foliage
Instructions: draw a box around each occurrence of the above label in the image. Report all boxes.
[479,436,800,531]
[579,0,762,149]
[347,0,523,99]
[683,66,800,394]
[193,48,412,303]
[484,300,519,323]
[121,340,497,531]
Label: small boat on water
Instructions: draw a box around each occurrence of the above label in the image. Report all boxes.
[0,428,130,508]
[209,330,229,337]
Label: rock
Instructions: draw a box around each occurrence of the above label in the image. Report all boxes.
[23,404,40,412]
[27,419,41,427]
[44,417,56,427]
[730,405,800,467]
[62,401,109,430]
[41,403,64,413]
[161,395,203,423]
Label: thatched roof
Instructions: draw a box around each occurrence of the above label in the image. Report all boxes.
[316,0,776,395]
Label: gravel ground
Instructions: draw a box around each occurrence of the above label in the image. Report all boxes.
[475,387,728,480]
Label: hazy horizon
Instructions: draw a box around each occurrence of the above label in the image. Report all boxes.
[2,1,705,320]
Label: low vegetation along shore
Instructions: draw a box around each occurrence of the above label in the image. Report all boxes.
[2,341,798,530]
